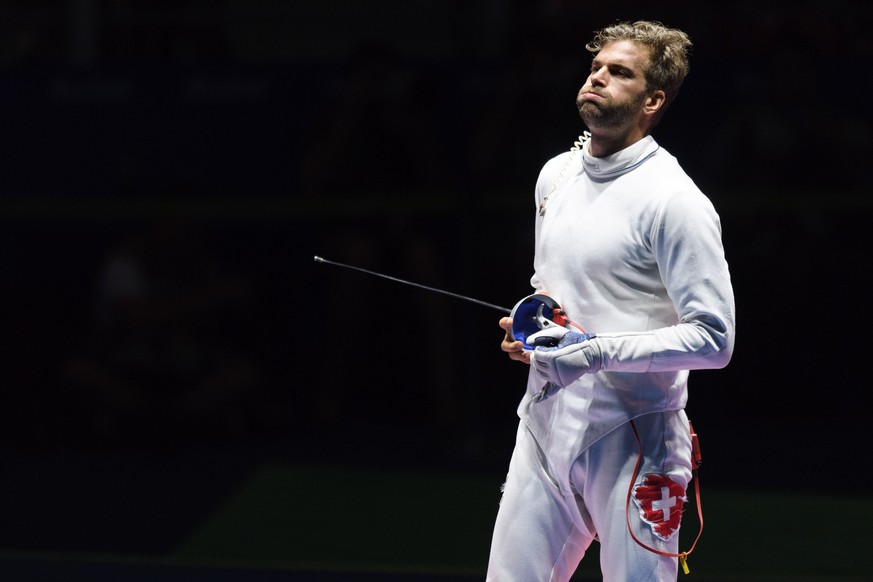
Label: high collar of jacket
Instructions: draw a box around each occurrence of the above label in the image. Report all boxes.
[581,135,660,181]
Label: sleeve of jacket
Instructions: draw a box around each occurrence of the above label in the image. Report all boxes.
[536,192,735,383]
[583,188,735,374]
[529,152,573,292]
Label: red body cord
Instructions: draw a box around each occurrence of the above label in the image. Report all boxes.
[625,419,704,570]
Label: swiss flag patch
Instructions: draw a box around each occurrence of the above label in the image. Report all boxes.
[631,473,687,541]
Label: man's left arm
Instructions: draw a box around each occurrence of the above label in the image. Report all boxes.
[531,190,736,387]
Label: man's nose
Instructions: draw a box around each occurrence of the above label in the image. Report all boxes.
[589,66,607,85]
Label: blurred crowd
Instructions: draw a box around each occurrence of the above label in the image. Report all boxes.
[1,1,870,471]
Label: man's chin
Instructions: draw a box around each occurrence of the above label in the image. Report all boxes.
[577,103,603,125]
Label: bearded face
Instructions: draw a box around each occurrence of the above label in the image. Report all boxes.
[576,85,648,131]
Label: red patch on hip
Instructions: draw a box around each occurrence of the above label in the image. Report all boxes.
[631,473,687,541]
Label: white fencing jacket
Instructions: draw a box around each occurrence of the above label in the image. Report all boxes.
[521,134,736,494]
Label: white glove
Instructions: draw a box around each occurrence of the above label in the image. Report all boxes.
[525,326,573,347]
[531,331,602,387]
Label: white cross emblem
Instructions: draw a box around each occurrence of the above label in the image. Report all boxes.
[651,486,677,520]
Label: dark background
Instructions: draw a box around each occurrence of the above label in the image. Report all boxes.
[1,0,871,570]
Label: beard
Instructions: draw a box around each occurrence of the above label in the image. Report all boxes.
[576,88,647,131]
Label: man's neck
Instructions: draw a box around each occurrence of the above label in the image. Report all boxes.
[587,126,648,157]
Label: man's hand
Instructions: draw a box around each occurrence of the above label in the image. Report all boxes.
[525,326,572,347]
[530,331,600,386]
[499,316,530,365]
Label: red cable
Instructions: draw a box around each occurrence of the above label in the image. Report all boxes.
[625,419,704,573]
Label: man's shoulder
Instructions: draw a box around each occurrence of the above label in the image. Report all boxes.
[643,147,699,187]
[536,147,581,185]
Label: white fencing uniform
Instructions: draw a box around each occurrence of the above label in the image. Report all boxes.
[487,135,735,581]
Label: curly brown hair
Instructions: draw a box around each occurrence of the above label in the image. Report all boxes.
[586,21,692,120]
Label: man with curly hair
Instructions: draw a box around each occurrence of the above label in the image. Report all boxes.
[488,21,735,581]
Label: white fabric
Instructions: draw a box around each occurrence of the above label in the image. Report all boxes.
[523,136,735,496]
[487,135,734,581]
[487,410,692,582]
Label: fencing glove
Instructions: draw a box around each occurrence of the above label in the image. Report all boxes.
[531,331,601,387]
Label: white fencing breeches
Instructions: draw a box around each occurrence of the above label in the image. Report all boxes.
[486,410,693,582]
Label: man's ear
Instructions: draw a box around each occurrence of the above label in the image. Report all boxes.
[644,90,666,116]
